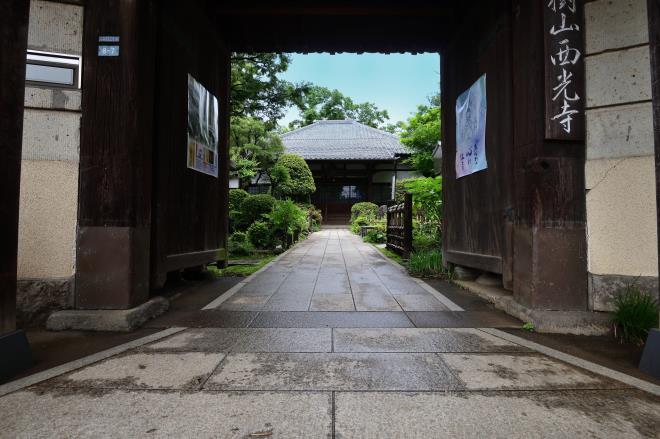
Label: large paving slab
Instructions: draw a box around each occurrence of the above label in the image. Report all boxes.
[335,390,660,438]
[145,328,332,353]
[333,328,531,353]
[48,352,224,390]
[205,352,459,391]
[441,353,625,390]
[0,390,332,438]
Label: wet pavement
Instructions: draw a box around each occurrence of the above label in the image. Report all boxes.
[1,230,659,438]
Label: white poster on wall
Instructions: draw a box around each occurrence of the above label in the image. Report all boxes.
[455,74,487,178]
[187,74,219,177]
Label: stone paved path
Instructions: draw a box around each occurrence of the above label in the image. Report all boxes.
[1,230,659,438]
[219,229,450,312]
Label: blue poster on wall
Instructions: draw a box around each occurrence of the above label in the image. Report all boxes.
[455,74,487,178]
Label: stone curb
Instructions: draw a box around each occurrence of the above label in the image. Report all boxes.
[46,296,169,332]
[455,280,612,336]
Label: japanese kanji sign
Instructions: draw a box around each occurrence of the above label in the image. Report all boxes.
[456,74,488,179]
[544,0,585,140]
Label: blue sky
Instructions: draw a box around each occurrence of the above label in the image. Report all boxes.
[279,53,440,126]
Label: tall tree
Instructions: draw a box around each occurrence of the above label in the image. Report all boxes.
[229,116,284,188]
[399,94,441,176]
[289,86,390,130]
[230,53,308,128]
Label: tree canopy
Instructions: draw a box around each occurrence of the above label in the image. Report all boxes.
[271,154,316,202]
[399,94,441,176]
[229,116,284,187]
[230,53,308,128]
[288,85,390,130]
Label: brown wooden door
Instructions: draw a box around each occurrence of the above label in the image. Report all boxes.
[441,0,514,287]
[150,2,230,286]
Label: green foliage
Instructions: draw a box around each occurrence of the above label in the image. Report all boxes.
[612,285,659,346]
[209,254,276,278]
[247,221,273,249]
[231,53,308,127]
[399,95,441,176]
[267,199,309,247]
[413,229,438,252]
[230,116,284,187]
[522,322,535,332]
[271,154,316,201]
[363,221,387,244]
[228,231,254,257]
[238,194,276,230]
[302,205,323,231]
[229,189,249,211]
[289,85,390,130]
[351,202,379,221]
[407,249,446,278]
[349,214,372,234]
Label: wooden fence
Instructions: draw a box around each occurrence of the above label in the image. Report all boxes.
[386,193,413,257]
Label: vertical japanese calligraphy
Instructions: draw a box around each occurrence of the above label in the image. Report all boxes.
[455,74,488,178]
[544,0,585,140]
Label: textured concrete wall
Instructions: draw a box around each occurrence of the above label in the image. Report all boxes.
[584,0,658,311]
[17,1,83,324]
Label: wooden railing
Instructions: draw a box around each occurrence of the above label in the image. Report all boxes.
[386,193,413,257]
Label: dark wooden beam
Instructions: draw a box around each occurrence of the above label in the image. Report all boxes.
[76,0,157,309]
[649,0,660,324]
[0,0,30,334]
[510,0,587,310]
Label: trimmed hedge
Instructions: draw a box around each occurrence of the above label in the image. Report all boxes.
[238,194,276,229]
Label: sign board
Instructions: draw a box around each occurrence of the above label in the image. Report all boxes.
[98,36,120,57]
[455,74,488,179]
[187,74,219,177]
[544,0,585,140]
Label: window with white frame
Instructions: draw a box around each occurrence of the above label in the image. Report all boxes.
[25,50,81,89]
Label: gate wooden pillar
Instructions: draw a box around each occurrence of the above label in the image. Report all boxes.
[76,0,157,309]
[0,0,32,380]
[510,0,587,310]
[0,0,30,335]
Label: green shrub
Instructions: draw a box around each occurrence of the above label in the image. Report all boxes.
[413,229,439,252]
[267,199,308,248]
[351,202,378,221]
[364,228,386,244]
[612,285,659,346]
[247,221,273,249]
[229,188,249,211]
[238,194,276,229]
[228,231,253,256]
[408,249,446,278]
[271,154,316,201]
[350,214,373,234]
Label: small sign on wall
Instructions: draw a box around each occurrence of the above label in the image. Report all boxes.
[455,74,488,179]
[544,0,585,140]
[98,36,120,57]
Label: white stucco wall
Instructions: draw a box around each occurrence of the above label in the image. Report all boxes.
[584,0,657,309]
[18,0,83,280]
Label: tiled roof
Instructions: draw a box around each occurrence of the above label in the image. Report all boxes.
[281,119,409,160]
